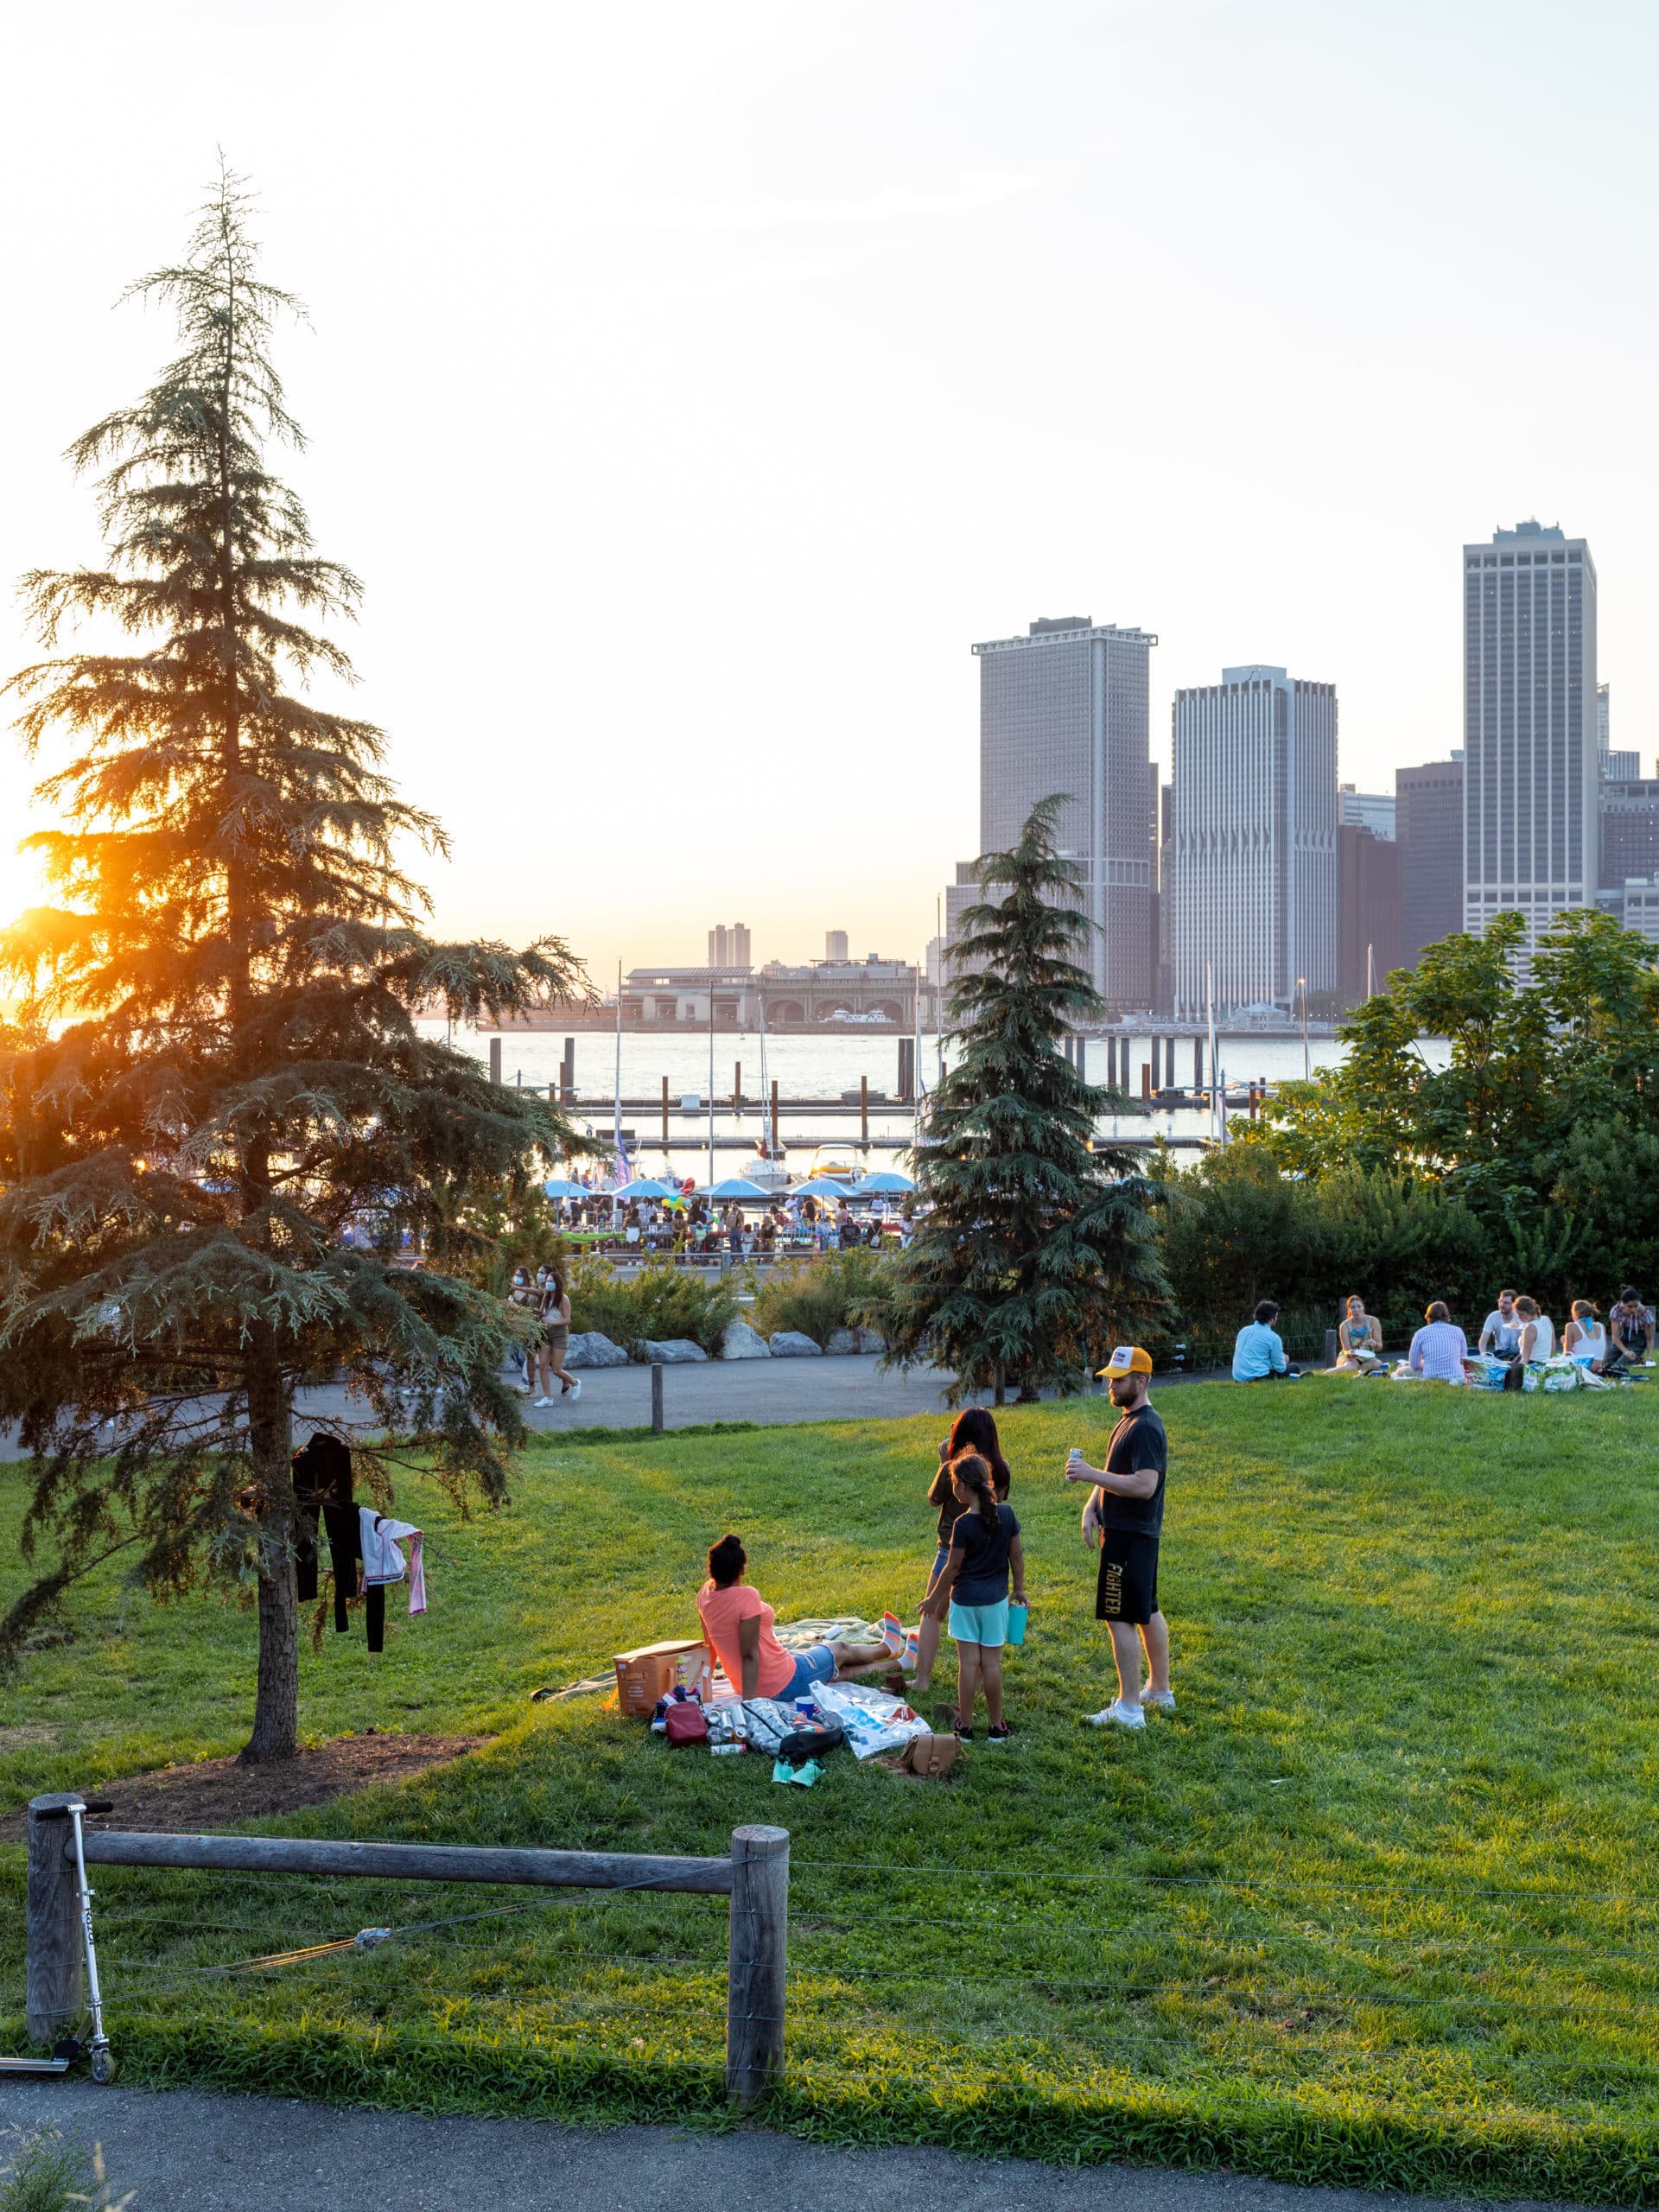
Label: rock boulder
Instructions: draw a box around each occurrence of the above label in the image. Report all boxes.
[720,1319,772,1360]
[565,1332,629,1369]
[768,1330,823,1357]
[825,1328,859,1357]
[639,1338,709,1364]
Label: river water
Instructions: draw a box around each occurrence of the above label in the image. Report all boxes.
[431,1023,1428,1184]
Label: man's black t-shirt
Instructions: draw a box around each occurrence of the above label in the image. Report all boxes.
[1097,1402,1168,1539]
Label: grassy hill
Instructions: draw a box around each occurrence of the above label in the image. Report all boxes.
[4,1380,1659,2200]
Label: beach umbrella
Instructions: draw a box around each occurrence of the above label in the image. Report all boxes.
[853,1170,917,1194]
[543,1178,588,1198]
[788,1177,856,1200]
[698,1176,774,1201]
[611,1176,677,1200]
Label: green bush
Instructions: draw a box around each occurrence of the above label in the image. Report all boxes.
[566,1253,737,1356]
[0,2129,121,2212]
[749,1248,892,1349]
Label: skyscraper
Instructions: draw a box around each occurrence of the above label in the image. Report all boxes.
[1396,757,1465,968]
[1463,520,1599,961]
[824,930,849,962]
[1338,823,1402,1001]
[1170,666,1338,1019]
[1599,779,1659,885]
[706,923,752,968]
[969,615,1157,1008]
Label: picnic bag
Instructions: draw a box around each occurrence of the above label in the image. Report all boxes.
[899,1732,960,1778]
[664,1699,709,1745]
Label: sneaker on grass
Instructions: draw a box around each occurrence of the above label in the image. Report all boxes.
[1140,1688,1176,1713]
[1087,1700,1146,1730]
[987,1722,1014,1745]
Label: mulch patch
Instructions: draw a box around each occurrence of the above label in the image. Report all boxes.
[0,1732,487,1841]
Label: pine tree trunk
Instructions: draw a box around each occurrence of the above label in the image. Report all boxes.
[240,1334,298,1765]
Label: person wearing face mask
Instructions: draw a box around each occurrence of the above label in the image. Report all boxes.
[1064,1346,1172,1732]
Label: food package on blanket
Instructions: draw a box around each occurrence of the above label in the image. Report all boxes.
[810,1678,931,1760]
[613,1639,708,1718]
[705,1697,795,1752]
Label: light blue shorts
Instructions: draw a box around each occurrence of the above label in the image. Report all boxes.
[776,1643,836,1703]
[948,1597,1009,1647]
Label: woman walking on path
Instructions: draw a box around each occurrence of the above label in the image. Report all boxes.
[912,1408,1012,1696]
[534,1265,580,1405]
[918,1452,1026,1745]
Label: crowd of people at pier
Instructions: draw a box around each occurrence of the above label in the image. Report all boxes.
[552,1189,914,1260]
[1233,1286,1656,1390]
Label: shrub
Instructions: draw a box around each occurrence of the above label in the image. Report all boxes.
[0,2128,123,2212]
[749,1248,892,1349]
[566,1253,737,1356]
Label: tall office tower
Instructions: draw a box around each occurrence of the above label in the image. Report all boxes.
[824,930,849,962]
[1338,824,1403,1002]
[1339,784,1396,839]
[972,614,1157,1009]
[1599,779,1659,885]
[1463,521,1599,963]
[1170,666,1338,1020]
[1395,757,1465,968]
[1598,680,1641,779]
[706,923,751,967]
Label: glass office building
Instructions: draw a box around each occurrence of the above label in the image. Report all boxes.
[969,615,1156,1010]
[1462,521,1599,964]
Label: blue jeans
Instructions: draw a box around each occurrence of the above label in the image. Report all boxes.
[777,1644,836,1703]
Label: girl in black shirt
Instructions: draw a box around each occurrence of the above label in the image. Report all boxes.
[912,1406,1011,1695]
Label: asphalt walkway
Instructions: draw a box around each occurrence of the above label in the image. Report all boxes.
[0,2083,1584,2212]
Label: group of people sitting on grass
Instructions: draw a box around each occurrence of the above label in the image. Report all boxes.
[1232,1287,1656,1387]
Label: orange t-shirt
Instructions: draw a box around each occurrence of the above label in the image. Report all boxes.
[696,1580,793,1699]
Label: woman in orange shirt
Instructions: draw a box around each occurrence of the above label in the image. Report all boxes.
[696,1534,888,1702]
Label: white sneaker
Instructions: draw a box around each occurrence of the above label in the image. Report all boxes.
[1140,1688,1176,1713]
[568,1377,582,1401]
[532,1396,553,1408]
[1087,1700,1146,1730]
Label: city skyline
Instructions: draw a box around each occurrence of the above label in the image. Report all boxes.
[3,3,1658,985]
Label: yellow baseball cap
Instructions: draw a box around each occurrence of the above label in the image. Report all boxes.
[1098,1345,1154,1376]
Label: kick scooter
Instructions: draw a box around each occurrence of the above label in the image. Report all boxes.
[2,1796,117,2081]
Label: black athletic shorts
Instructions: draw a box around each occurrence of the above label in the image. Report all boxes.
[1096,1531,1160,1626]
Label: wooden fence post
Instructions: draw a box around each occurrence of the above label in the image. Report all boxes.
[26,1795,82,2044]
[726,1822,789,2106]
[1325,1328,1338,1370]
[651,1362,664,1434]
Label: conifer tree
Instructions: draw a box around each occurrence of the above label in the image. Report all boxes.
[878,796,1166,1402]
[0,168,590,1761]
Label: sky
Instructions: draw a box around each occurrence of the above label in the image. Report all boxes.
[3,0,1656,984]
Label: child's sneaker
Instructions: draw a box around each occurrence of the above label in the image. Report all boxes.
[987,1722,1014,1745]
[955,1726,975,1744]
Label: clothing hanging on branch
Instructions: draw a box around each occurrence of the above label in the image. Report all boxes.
[358,1508,427,1620]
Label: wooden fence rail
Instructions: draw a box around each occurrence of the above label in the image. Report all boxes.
[23,1796,789,2105]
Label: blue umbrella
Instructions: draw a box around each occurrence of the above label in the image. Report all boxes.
[853,1170,917,1194]
[612,1176,678,1200]
[543,1178,588,1198]
[698,1176,774,1201]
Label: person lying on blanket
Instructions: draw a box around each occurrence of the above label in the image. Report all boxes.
[696,1534,890,1702]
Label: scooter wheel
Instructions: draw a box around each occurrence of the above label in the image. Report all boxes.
[90,2048,117,2085]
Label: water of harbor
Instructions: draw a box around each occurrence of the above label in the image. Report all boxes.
[428,1023,1446,1182]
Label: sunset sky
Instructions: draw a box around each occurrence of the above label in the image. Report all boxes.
[3,0,1656,986]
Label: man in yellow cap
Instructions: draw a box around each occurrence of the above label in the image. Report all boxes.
[1064,1345,1172,1731]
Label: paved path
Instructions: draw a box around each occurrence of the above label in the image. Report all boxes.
[0,2083,1583,2212]
[0,1356,959,1462]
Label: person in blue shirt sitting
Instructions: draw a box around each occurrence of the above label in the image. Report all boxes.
[1233,1300,1298,1382]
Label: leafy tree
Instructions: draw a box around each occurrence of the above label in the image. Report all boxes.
[875,796,1166,1402]
[0,168,591,1761]
[1234,906,1659,1318]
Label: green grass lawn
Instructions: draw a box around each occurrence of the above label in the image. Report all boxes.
[5,1382,1659,2200]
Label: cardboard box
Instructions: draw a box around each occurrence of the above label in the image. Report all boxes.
[613,1639,707,1718]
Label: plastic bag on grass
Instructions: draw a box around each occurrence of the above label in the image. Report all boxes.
[810,1678,931,1760]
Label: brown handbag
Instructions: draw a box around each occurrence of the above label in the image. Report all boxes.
[899,1732,961,1778]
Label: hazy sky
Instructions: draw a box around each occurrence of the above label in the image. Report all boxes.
[3,0,1655,983]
